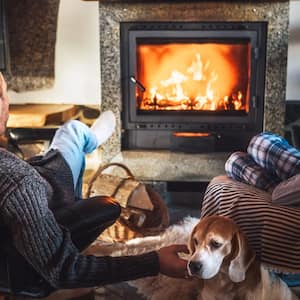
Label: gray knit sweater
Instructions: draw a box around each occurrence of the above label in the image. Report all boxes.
[0,148,159,289]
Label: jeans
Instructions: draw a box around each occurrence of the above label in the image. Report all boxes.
[48,120,98,198]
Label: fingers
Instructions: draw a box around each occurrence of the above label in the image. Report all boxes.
[157,244,190,279]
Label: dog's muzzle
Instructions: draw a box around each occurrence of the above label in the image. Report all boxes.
[188,261,202,276]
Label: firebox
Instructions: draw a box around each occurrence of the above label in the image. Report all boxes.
[120,21,267,152]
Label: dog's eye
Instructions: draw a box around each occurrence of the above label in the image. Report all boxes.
[193,237,198,246]
[210,239,222,249]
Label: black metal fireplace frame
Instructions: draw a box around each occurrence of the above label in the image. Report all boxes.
[120,21,267,152]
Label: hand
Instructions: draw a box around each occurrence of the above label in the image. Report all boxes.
[157,244,189,278]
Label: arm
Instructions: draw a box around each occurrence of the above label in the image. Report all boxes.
[1,175,159,289]
[2,174,188,288]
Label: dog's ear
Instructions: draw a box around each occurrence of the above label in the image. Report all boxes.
[188,225,198,254]
[228,229,255,283]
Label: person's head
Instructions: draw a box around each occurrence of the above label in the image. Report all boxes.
[0,72,9,135]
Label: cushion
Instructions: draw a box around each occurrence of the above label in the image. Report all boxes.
[272,173,300,207]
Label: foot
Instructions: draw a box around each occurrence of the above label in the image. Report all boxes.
[90,110,116,147]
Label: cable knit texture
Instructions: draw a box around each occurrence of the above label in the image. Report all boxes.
[0,148,159,289]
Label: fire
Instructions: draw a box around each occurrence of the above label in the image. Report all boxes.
[173,132,211,137]
[136,43,250,112]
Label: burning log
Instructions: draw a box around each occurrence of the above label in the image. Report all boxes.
[157,99,183,107]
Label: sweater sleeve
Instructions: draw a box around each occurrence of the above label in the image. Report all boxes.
[1,176,160,289]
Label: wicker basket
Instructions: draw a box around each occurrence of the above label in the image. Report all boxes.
[86,162,169,242]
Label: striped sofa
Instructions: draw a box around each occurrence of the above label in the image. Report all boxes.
[202,175,300,293]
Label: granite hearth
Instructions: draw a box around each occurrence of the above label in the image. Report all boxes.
[98,0,289,182]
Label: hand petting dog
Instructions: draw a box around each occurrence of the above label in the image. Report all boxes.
[88,216,298,299]
[158,244,189,278]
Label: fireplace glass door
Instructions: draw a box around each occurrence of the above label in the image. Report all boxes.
[121,22,267,152]
[136,41,250,114]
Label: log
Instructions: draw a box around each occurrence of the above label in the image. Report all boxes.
[7,104,78,128]
[88,174,154,211]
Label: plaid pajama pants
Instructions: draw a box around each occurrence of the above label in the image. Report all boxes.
[225,132,300,191]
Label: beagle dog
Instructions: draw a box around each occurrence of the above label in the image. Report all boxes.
[188,215,298,300]
[87,216,298,300]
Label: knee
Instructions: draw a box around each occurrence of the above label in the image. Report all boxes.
[86,196,121,223]
[247,132,278,157]
[64,120,88,136]
[53,120,88,145]
[225,151,248,174]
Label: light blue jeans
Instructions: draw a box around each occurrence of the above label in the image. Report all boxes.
[48,120,98,198]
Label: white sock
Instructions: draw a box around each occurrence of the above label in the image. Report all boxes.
[90,110,116,147]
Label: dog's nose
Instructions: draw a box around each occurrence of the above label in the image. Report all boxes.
[188,261,202,275]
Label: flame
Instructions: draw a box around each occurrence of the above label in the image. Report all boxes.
[136,43,250,112]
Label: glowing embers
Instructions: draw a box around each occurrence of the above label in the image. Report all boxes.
[171,132,215,153]
[136,42,250,112]
[172,132,211,137]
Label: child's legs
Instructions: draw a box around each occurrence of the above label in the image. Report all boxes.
[48,120,98,197]
[247,132,300,180]
[225,151,280,191]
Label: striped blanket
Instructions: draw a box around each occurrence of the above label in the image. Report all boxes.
[201,175,300,274]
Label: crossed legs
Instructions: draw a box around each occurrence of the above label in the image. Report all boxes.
[49,110,116,198]
[47,111,120,249]
[225,132,300,191]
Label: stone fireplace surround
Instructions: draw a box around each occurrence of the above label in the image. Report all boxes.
[99,0,289,183]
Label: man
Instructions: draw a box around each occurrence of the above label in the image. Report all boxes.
[0,73,188,296]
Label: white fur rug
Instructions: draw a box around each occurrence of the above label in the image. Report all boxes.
[87,217,202,300]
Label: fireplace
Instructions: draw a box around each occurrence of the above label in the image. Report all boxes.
[121,21,267,152]
[98,1,288,182]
